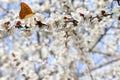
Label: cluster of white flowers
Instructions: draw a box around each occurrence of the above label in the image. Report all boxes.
[0,0,120,80]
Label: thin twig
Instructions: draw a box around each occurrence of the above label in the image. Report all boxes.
[79,57,120,77]
[36,31,40,44]
[91,57,120,71]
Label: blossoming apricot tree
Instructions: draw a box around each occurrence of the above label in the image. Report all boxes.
[0,0,120,80]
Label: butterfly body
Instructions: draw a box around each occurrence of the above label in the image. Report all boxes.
[19,2,34,19]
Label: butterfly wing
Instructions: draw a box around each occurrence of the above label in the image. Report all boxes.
[19,2,34,19]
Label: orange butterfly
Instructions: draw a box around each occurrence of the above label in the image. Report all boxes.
[19,2,35,19]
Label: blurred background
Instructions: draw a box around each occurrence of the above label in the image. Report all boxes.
[0,0,120,80]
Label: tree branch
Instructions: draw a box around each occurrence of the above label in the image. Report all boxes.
[89,23,114,52]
